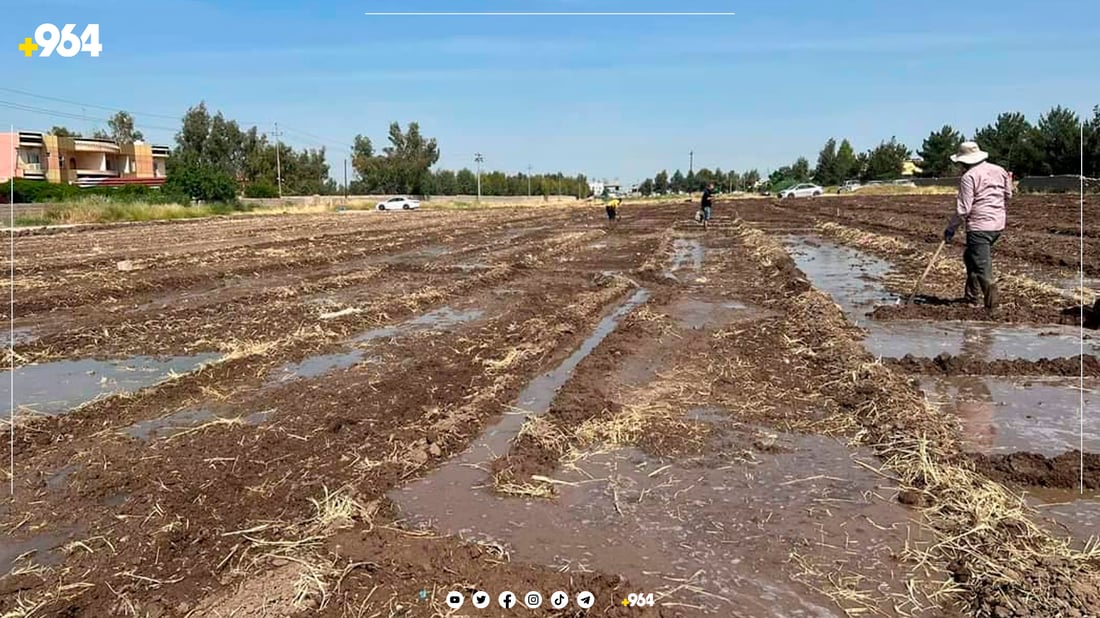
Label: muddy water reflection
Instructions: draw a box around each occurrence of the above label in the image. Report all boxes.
[395,436,908,616]
[393,286,906,615]
[783,236,1099,359]
[0,353,219,416]
[269,307,482,384]
[666,239,704,280]
[920,377,1099,456]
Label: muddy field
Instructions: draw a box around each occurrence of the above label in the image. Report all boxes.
[1,195,1098,617]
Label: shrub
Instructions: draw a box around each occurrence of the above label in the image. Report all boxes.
[164,165,239,203]
[243,182,279,198]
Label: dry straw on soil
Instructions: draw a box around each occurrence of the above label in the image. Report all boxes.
[738,220,1100,617]
[816,221,1097,306]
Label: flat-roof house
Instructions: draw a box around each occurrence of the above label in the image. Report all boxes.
[0,130,169,187]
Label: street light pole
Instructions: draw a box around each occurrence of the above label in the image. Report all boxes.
[273,122,283,198]
[527,164,532,197]
[475,153,483,203]
[343,158,348,201]
[689,151,694,175]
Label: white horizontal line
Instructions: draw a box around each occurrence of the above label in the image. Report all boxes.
[364,12,736,16]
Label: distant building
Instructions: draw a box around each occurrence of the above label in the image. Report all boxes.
[0,130,169,187]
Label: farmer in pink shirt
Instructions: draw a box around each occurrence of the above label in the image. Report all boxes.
[943,141,1012,310]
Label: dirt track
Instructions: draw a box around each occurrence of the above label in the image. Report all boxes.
[1,197,1098,617]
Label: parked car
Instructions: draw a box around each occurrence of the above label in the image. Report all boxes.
[838,180,862,193]
[779,183,824,199]
[376,196,420,211]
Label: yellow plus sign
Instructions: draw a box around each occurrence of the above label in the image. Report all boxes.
[18,37,38,57]
[621,598,630,606]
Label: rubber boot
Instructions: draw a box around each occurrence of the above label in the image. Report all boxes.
[983,280,999,311]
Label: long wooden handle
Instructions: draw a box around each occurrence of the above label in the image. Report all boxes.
[907,240,946,304]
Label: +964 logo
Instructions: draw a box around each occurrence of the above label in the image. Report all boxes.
[19,24,102,57]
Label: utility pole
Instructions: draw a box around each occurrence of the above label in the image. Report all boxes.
[343,158,348,201]
[689,151,694,175]
[475,153,483,203]
[527,164,533,197]
[273,122,283,198]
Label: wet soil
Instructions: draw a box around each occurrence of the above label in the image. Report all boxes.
[887,353,1100,377]
[1,198,1096,617]
[968,451,1100,490]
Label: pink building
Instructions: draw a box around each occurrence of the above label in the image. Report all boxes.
[0,130,168,187]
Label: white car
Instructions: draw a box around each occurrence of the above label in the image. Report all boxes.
[376,196,420,211]
[779,183,824,199]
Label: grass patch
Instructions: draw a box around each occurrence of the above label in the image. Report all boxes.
[14,217,52,227]
[849,185,957,196]
[40,196,248,225]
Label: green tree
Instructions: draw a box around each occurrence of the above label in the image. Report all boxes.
[973,112,1042,176]
[106,110,144,145]
[639,178,655,195]
[792,157,811,182]
[670,169,685,192]
[919,125,964,177]
[742,169,761,190]
[456,168,477,194]
[1036,105,1081,175]
[836,139,859,182]
[1085,105,1100,178]
[49,126,80,138]
[175,103,211,162]
[814,138,839,186]
[164,164,237,203]
[91,129,111,140]
[654,170,669,194]
[723,169,740,191]
[434,169,458,195]
[352,122,440,194]
[382,122,440,194]
[695,168,715,189]
[862,137,910,181]
[767,166,796,191]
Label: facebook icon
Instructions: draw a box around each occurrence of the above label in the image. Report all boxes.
[498,591,516,608]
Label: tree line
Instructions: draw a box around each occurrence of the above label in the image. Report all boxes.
[52,106,590,202]
[347,124,590,198]
[56,102,1099,203]
[634,168,764,196]
[634,104,1100,194]
[917,105,1099,178]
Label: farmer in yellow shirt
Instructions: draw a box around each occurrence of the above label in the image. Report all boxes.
[605,196,621,222]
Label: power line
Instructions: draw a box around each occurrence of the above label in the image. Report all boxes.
[0,87,271,128]
[279,126,354,152]
[0,100,178,133]
[0,87,182,121]
[2,89,360,160]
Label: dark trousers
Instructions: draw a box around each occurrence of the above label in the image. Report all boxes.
[606,206,617,220]
[963,230,1000,303]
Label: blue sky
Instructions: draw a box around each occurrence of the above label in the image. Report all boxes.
[3,0,1099,184]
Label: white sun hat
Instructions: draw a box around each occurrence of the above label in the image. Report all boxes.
[950,141,989,165]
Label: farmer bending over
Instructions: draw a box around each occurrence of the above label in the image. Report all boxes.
[606,196,621,222]
[943,141,1011,310]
